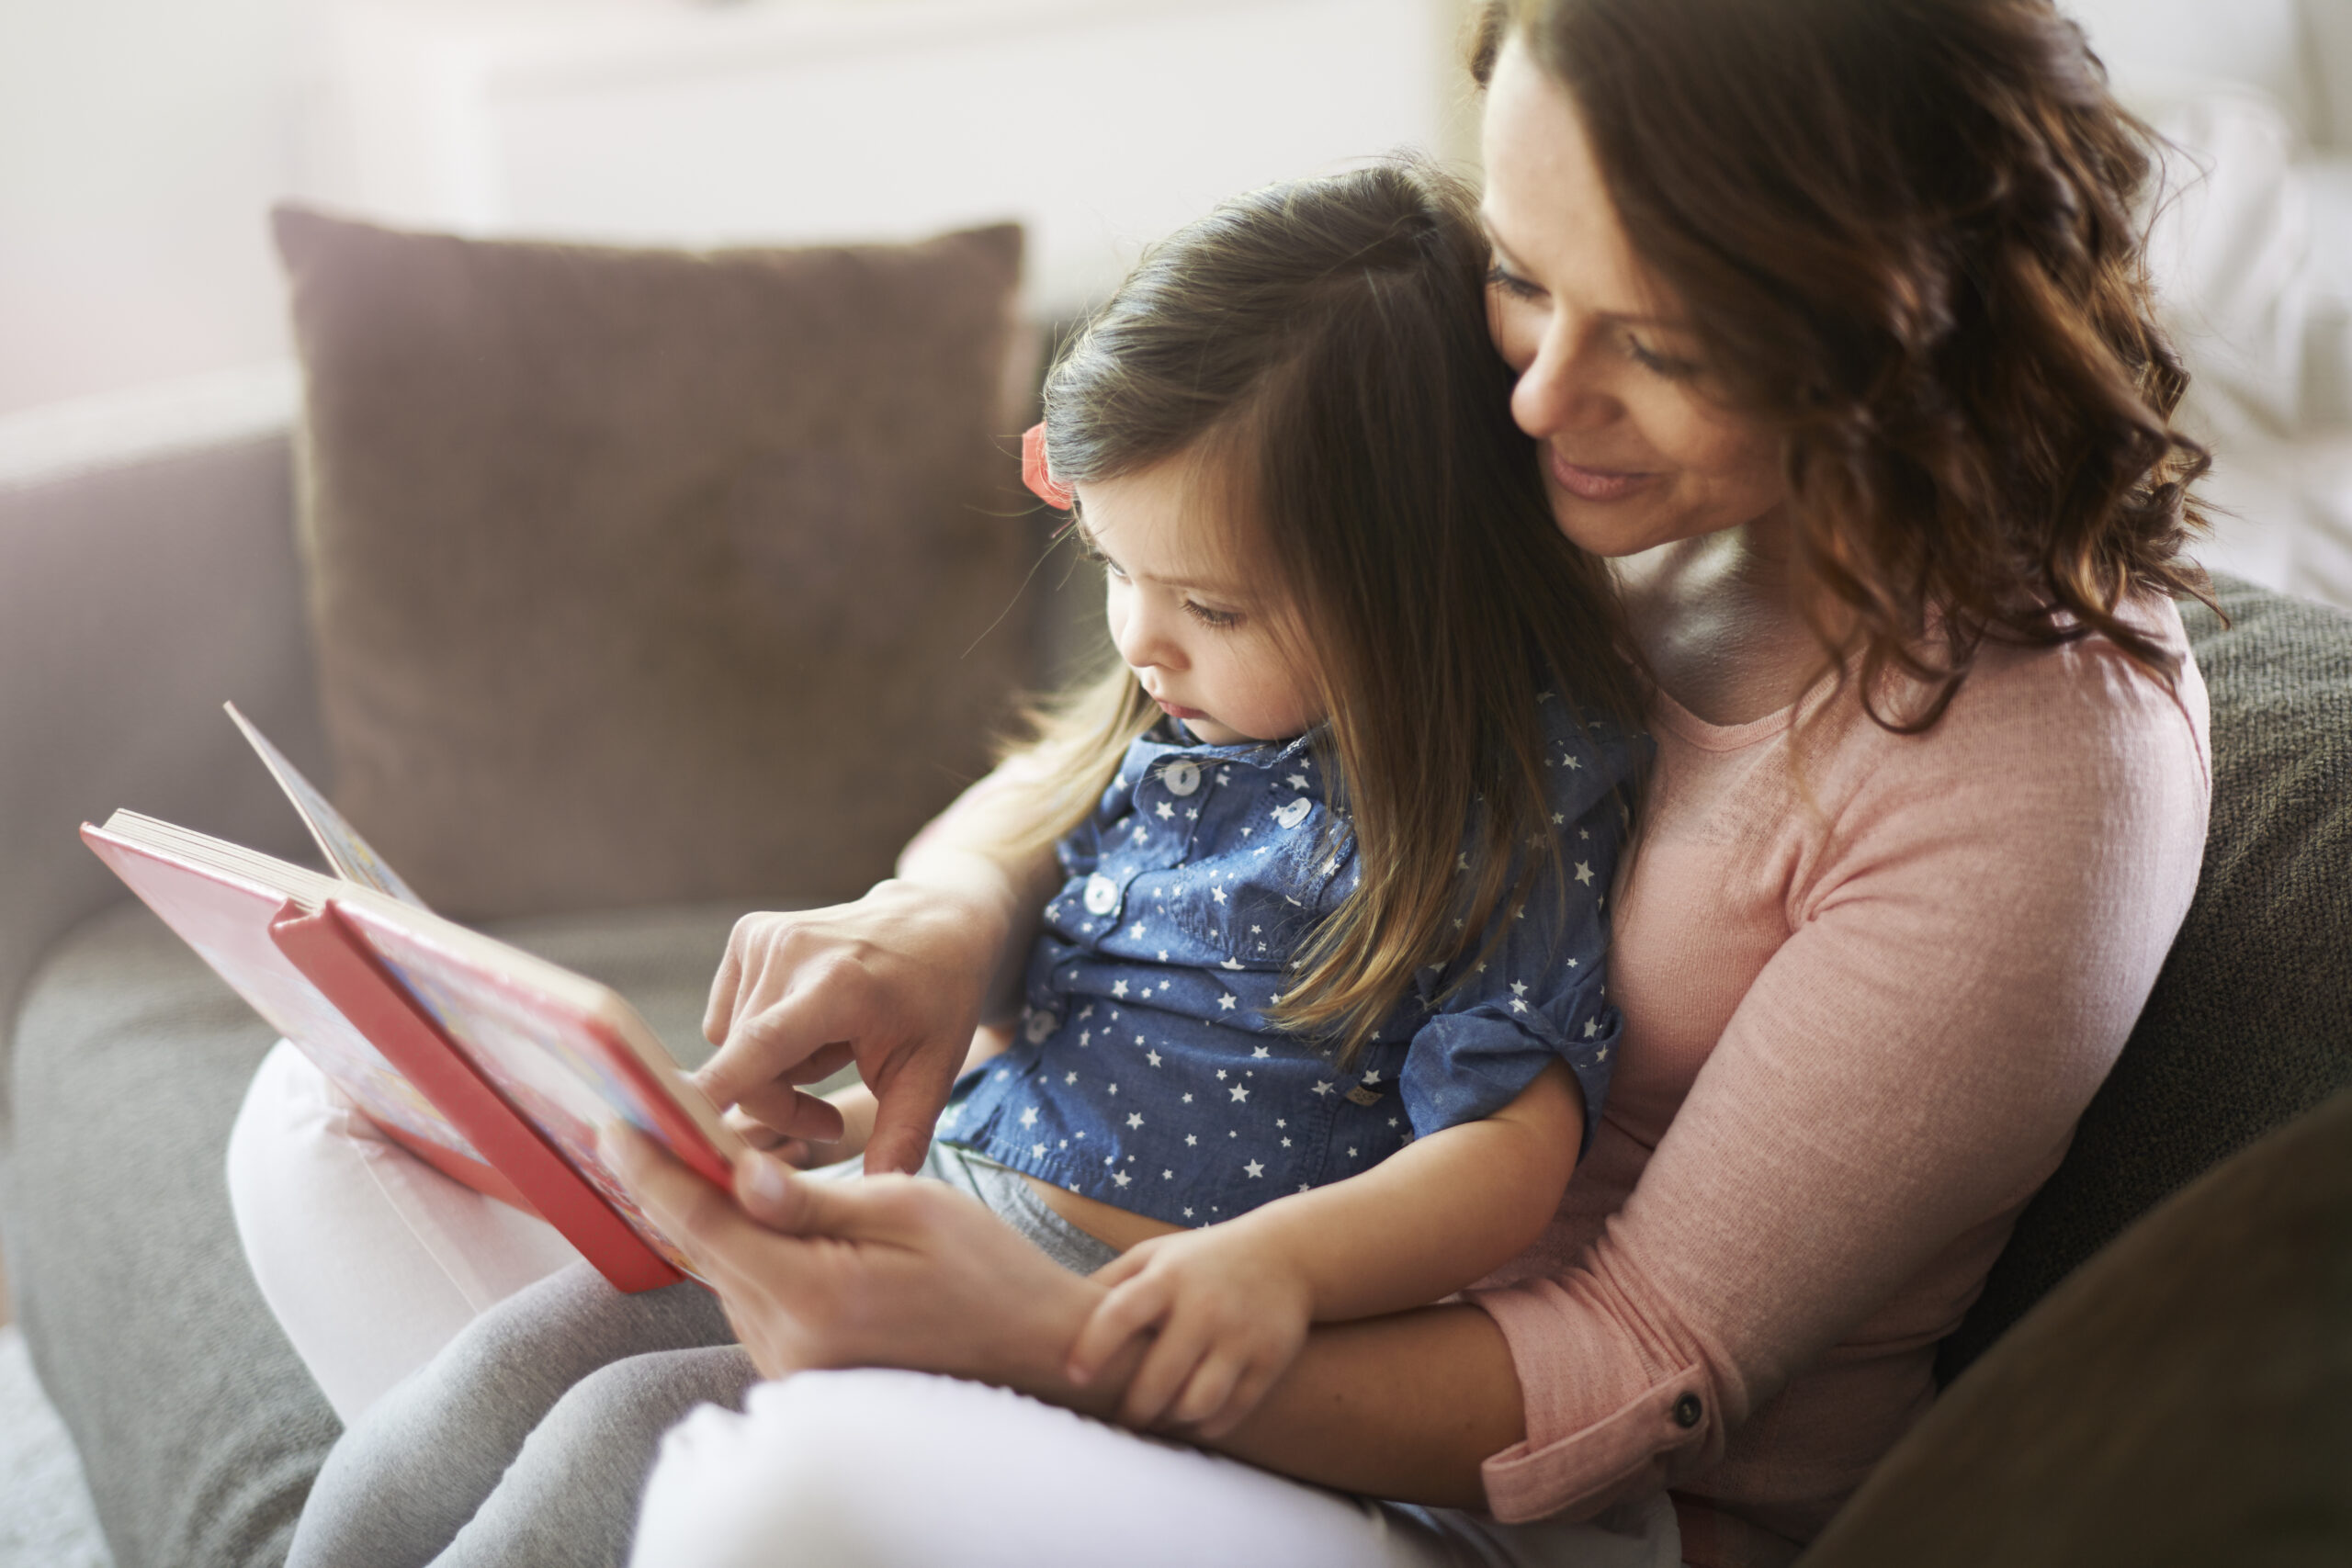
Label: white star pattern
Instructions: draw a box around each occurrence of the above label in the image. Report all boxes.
[1575,862,1596,886]
[1112,980,1128,998]
[1113,1170,1131,1188]
[1217,994,1237,1011]
[1020,1107,1037,1128]
[1146,1050,1162,1067]
[1244,1160,1264,1179]
[1230,1085,1250,1102]
[1128,922,1146,940]
[1313,1081,1334,1096]
[1584,1018,1600,1038]
[1126,1112,1144,1129]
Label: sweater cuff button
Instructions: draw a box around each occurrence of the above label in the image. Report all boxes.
[1671,1393,1702,1429]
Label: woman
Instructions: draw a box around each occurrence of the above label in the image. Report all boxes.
[231,2,2212,1563]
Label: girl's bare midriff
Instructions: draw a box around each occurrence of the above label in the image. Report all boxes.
[1024,1177,1185,1251]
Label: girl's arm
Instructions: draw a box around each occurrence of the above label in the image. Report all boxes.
[1062,1062,1581,1434]
[693,761,1062,1175]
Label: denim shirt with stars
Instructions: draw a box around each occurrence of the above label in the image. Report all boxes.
[937,697,1645,1230]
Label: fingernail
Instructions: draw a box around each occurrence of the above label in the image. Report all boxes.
[743,1155,792,1208]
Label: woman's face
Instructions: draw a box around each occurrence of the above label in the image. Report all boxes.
[1480,39,1788,558]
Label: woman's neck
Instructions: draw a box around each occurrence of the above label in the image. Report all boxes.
[1615,512,1826,728]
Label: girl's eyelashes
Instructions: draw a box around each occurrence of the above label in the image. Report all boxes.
[1182,600,1241,630]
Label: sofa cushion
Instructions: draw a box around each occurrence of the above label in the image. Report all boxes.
[1938,574,2352,1380]
[1800,1084,2352,1566]
[0,896,765,1568]
[274,206,1035,921]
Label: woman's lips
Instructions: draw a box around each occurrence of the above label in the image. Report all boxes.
[1547,446,1657,502]
[1156,698,1206,720]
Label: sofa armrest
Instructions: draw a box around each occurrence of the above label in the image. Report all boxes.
[0,364,325,1130]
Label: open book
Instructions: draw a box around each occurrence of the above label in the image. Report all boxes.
[82,705,746,1292]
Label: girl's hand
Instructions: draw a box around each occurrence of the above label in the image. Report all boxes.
[1066,1224,1315,1438]
[695,878,1012,1176]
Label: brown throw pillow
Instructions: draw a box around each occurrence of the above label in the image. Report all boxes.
[273,205,1035,919]
[1799,1085,2352,1567]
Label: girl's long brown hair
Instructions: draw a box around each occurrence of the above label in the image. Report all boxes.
[999,160,1645,1062]
[1476,0,2211,731]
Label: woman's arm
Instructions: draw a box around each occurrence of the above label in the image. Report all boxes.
[693,761,1062,1174]
[605,1123,1523,1508]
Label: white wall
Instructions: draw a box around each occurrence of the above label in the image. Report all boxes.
[0,0,1481,419]
[0,0,324,416]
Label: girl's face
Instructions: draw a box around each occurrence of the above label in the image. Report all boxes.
[1074,457,1323,747]
[1480,39,1788,558]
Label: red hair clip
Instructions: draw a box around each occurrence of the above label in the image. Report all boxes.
[1023,423,1074,510]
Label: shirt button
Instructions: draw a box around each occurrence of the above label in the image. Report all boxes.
[1082,874,1120,915]
[1162,761,1202,796]
[1671,1393,1702,1429]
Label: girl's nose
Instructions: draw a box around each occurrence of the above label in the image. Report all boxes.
[1510,332,1619,440]
[1112,595,1184,673]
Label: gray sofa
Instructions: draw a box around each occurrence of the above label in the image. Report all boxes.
[1,371,2346,1568]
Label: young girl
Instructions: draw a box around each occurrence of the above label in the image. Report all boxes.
[284,157,1647,1566]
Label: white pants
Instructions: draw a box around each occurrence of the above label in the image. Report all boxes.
[228,1043,1684,1568]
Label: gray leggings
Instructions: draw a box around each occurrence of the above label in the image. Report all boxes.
[285,1143,1115,1568]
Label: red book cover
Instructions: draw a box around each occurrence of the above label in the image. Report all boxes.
[83,816,741,1293]
[270,903,684,1292]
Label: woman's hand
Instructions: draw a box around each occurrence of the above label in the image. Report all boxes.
[695,876,1015,1176]
[723,1083,876,1169]
[605,1123,1135,1396]
[1067,1224,1314,1438]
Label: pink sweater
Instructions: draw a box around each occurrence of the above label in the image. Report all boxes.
[1468,598,2212,1557]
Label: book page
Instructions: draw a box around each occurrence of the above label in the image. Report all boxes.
[83,815,484,1167]
[225,702,429,908]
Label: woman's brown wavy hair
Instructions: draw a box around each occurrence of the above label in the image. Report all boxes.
[1475,0,2211,730]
